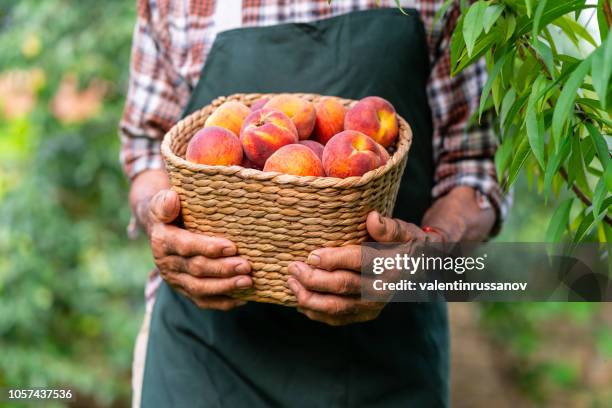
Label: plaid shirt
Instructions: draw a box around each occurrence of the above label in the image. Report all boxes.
[120,0,508,225]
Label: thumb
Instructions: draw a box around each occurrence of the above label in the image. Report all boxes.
[366,211,421,243]
[148,189,181,224]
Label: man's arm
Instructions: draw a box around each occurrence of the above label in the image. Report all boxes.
[422,185,495,242]
[120,2,252,310]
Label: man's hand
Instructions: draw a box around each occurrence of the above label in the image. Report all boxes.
[144,189,253,310]
[287,211,433,326]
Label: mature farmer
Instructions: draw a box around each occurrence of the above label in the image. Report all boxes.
[120,1,507,406]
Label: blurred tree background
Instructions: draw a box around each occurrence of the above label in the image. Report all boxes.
[0,1,609,407]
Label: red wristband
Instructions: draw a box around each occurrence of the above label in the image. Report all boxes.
[422,226,446,243]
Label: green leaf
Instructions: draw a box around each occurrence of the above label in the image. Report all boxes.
[450,16,466,72]
[505,14,517,41]
[506,135,531,189]
[533,40,556,78]
[546,198,573,242]
[552,56,592,149]
[585,122,611,168]
[479,53,510,120]
[532,0,548,38]
[544,135,571,197]
[592,166,610,218]
[568,135,590,193]
[607,162,612,193]
[560,16,598,47]
[495,134,514,183]
[597,0,610,42]
[463,1,487,57]
[525,0,534,17]
[500,88,517,128]
[483,4,505,34]
[453,27,502,74]
[517,0,588,37]
[573,200,610,243]
[592,33,612,110]
[525,75,547,168]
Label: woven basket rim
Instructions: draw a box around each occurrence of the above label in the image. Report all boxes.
[161,93,413,189]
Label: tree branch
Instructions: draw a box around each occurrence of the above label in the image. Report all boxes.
[604,0,612,28]
[559,167,612,226]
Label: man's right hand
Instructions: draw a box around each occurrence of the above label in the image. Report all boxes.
[144,189,253,310]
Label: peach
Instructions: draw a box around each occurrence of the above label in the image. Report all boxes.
[312,97,347,145]
[263,144,324,177]
[250,97,270,112]
[299,140,324,161]
[186,126,243,166]
[322,130,382,178]
[241,155,260,170]
[344,96,399,147]
[377,143,390,165]
[264,94,316,140]
[240,108,299,167]
[204,101,250,137]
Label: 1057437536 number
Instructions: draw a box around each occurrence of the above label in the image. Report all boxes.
[3,388,74,401]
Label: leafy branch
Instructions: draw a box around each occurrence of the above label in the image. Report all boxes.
[446,0,611,242]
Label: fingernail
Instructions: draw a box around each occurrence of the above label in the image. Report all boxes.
[222,247,236,256]
[288,262,305,277]
[236,300,248,306]
[288,263,298,275]
[307,253,320,266]
[235,276,252,288]
[287,278,300,294]
[234,263,249,274]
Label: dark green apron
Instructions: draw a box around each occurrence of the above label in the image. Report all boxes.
[142,8,448,407]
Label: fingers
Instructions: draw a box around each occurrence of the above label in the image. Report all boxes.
[163,269,253,297]
[306,245,361,272]
[288,261,360,295]
[156,255,251,278]
[287,278,379,315]
[151,223,237,258]
[148,189,181,224]
[366,211,426,243]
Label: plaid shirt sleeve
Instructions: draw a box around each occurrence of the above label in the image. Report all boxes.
[425,2,509,227]
[118,0,190,181]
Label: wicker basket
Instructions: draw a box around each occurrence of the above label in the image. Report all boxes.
[161,93,412,306]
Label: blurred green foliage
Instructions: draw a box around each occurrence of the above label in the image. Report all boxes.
[0,1,609,407]
[0,1,152,406]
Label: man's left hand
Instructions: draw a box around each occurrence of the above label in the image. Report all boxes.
[287,211,438,326]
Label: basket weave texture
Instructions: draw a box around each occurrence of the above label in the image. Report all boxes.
[161,93,412,306]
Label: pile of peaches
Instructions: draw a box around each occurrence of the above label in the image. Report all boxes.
[185,94,400,178]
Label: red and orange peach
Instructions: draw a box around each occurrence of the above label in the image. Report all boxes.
[240,108,299,167]
[299,140,324,161]
[250,97,270,112]
[204,101,250,137]
[264,94,316,140]
[312,97,346,145]
[186,126,243,166]
[322,130,382,178]
[344,96,398,148]
[263,144,324,177]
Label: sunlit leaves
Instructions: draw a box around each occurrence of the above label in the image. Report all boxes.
[452,0,610,242]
